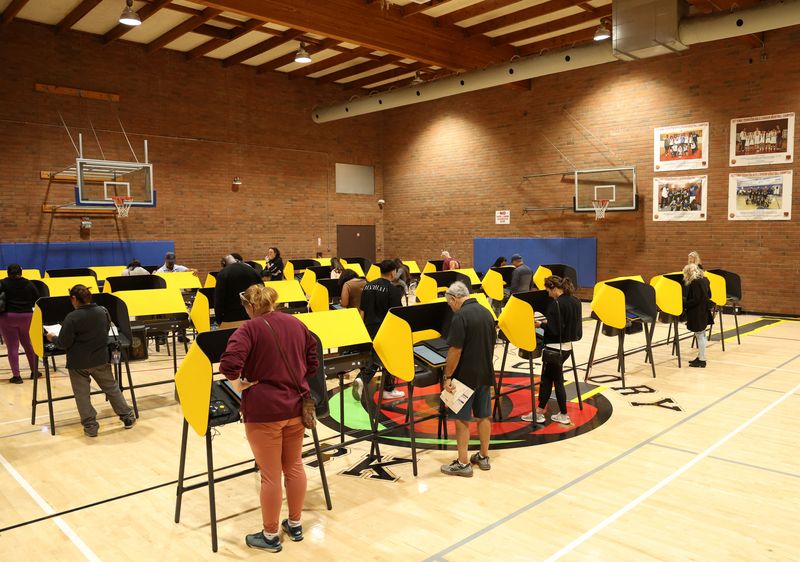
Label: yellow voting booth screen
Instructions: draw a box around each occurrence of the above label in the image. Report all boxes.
[174,343,214,436]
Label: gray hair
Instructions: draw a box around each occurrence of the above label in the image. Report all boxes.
[445,281,469,299]
[441,250,450,258]
[223,254,237,265]
[683,263,704,285]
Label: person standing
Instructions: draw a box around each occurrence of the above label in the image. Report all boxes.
[440,282,496,477]
[441,251,460,270]
[521,276,582,425]
[683,264,712,368]
[0,264,40,384]
[352,260,405,401]
[214,254,263,328]
[507,254,533,295]
[46,285,135,437]
[220,285,319,552]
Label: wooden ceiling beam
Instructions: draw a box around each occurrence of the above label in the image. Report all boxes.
[1,0,30,27]
[518,27,596,56]
[401,0,456,18]
[465,0,586,36]
[145,7,222,53]
[287,46,373,78]
[342,62,428,91]
[185,17,265,60]
[436,0,521,27]
[221,28,303,67]
[193,23,232,40]
[493,6,611,46]
[315,55,402,84]
[256,37,339,74]
[194,0,515,71]
[104,0,172,44]
[55,0,103,34]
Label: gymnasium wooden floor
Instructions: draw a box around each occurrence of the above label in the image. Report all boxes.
[1,305,798,561]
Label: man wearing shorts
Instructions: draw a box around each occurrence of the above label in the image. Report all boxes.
[440,281,496,477]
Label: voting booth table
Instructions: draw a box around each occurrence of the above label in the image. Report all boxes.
[173,328,332,552]
[28,293,139,435]
[495,290,583,421]
[264,280,308,314]
[586,277,657,387]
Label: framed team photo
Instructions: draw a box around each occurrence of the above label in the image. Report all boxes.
[653,176,708,221]
[728,170,792,220]
[653,122,709,171]
[729,113,794,166]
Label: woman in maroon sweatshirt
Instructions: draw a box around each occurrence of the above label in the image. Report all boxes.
[220,284,318,552]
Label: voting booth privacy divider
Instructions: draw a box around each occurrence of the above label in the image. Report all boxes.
[40,276,99,296]
[174,328,332,552]
[0,268,43,280]
[708,268,742,348]
[533,264,578,290]
[587,276,657,387]
[29,293,139,435]
[415,270,477,303]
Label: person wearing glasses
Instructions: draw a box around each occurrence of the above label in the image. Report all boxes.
[521,275,582,426]
[214,254,263,328]
[45,284,135,437]
[220,285,319,552]
[440,281,496,478]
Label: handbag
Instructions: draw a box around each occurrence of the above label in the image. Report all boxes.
[263,318,316,429]
[541,299,564,368]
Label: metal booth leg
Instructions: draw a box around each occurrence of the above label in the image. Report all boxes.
[44,359,56,435]
[492,340,509,420]
[174,419,190,523]
[311,424,333,510]
[584,321,601,382]
[123,349,139,418]
[570,350,582,411]
[205,430,218,553]
[718,305,726,352]
[408,385,418,477]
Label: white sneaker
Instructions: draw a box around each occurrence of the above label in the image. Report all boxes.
[550,412,572,425]
[521,411,546,424]
[382,389,405,400]
[351,378,364,401]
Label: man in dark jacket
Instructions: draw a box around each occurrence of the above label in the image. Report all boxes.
[214,254,263,328]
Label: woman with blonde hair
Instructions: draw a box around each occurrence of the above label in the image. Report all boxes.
[683,263,712,368]
[687,251,703,269]
[220,284,319,552]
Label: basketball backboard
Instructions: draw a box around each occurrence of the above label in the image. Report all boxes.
[574,166,637,212]
[75,158,155,207]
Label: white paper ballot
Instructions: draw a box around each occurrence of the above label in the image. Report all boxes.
[440,379,474,414]
[43,324,119,337]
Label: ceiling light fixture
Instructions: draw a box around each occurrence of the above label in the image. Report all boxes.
[294,43,312,64]
[411,71,423,85]
[593,19,611,41]
[119,0,141,26]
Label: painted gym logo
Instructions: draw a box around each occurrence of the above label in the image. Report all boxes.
[321,372,613,451]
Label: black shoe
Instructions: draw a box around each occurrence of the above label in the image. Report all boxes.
[281,519,303,542]
[9,376,23,384]
[689,360,706,368]
[122,414,136,429]
[688,357,701,366]
[246,531,282,552]
[84,425,99,438]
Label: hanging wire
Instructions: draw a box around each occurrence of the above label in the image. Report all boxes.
[110,101,139,163]
[58,110,79,156]
[562,106,623,165]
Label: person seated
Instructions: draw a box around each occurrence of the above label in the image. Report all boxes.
[330,257,344,280]
[121,260,150,276]
[339,269,366,309]
[262,247,284,281]
[156,252,197,275]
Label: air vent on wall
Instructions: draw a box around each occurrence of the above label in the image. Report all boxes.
[612,0,689,60]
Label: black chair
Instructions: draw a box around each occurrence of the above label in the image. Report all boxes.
[45,268,97,279]
[105,275,167,292]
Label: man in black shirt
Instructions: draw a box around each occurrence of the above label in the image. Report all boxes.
[214,254,263,328]
[440,282,496,477]
[352,260,404,401]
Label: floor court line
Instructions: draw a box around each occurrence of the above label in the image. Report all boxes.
[422,351,800,562]
[544,377,800,561]
[648,441,800,480]
[0,452,100,562]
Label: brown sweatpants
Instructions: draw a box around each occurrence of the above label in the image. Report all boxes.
[245,417,307,534]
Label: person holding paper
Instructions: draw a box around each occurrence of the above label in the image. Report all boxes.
[45,284,135,437]
[440,281,496,478]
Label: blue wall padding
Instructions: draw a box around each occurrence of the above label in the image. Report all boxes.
[473,237,597,287]
[0,240,174,271]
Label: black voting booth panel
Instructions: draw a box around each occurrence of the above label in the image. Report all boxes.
[244,261,263,274]
[143,265,160,273]
[307,265,333,279]
[31,294,139,435]
[45,268,97,279]
[31,279,50,297]
[542,264,578,288]
[491,266,516,285]
[656,273,689,368]
[428,259,445,271]
[708,268,742,347]
[105,275,168,292]
[587,280,658,388]
[174,329,332,553]
[424,270,473,292]
[318,278,343,302]
[288,259,320,274]
[343,257,372,273]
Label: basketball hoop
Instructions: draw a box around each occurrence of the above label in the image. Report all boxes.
[111,196,133,218]
[592,199,609,220]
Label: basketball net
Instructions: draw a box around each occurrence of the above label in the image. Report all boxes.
[592,199,609,220]
[111,196,133,218]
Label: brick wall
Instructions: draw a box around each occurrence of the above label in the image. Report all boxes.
[379,27,800,314]
[1,22,798,314]
[0,22,384,277]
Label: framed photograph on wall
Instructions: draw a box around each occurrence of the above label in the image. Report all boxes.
[729,113,794,166]
[728,170,792,220]
[653,122,709,171]
[653,176,707,221]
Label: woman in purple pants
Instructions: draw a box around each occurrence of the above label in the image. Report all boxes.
[0,264,40,384]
